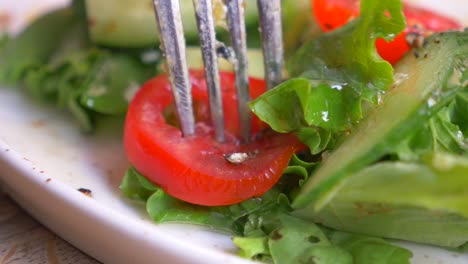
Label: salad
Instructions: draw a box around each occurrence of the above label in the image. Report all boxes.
[1,0,467,263]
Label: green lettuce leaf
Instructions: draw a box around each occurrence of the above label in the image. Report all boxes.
[120,166,158,201]
[79,51,155,114]
[296,153,468,248]
[250,0,405,134]
[20,47,155,132]
[0,6,79,84]
[326,231,412,264]
[120,167,293,235]
[1,3,157,132]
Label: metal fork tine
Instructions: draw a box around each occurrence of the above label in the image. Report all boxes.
[152,0,195,137]
[225,0,251,143]
[193,0,225,142]
[257,0,284,90]
[152,0,285,142]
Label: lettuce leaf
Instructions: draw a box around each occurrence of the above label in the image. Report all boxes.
[250,0,405,134]
[326,230,412,264]
[298,153,468,248]
[120,167,292,235]
[0,7,78,83]
[0,2,156,132]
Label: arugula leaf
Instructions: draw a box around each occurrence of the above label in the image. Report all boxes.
[234,213,410,264]
[268,215,353,264]
[251,0,405,134]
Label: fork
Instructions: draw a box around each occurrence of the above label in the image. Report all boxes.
[152,0,283,143]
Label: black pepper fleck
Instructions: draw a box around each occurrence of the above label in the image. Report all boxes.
[216,45,232,61]
[78,188,92,197]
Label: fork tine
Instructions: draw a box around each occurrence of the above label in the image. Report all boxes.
[193,0,225,142]
[152,0,195,137]
[225,0,251,143]
[257,0,284,90]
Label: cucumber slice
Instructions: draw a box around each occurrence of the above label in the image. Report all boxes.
[85,0,258,48]
[292,31,468,211]
[85,0,198,47]
[185,47,264,79]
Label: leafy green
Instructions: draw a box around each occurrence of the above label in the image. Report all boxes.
[297,153,468,248]
[394,105,467,161]
[251,0,405,134]
[120,166,158,200]
[0,7,78,83]
[120,167,292,235]
[233,236,270,260]
[19,47,154,132]
[326,231,412,264]
[233,207,410,264]
[292,31,468,210]
[267,215,353,264]
[79,52,155,114]
[0,2,157,132]
[121,166,411,264]
[145,189,240,234]
[452,89,468,136]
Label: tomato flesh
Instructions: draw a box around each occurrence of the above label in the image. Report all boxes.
[313,0,462,64]
[124,70,304,206]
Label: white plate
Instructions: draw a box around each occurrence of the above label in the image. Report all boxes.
[0,1,467,263]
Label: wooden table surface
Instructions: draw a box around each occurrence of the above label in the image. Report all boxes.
[0,187,100,264]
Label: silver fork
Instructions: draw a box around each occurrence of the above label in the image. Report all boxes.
[152,0,283,143]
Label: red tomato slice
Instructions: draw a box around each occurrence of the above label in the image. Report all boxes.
[124,70,304,206]
[312,0,462,64]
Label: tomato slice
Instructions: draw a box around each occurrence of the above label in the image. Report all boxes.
[124,70,304,206]
[312,0,462,64]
